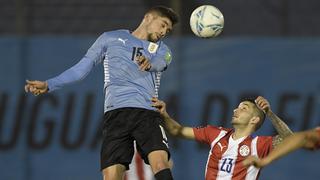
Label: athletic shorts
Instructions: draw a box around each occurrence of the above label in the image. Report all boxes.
[100,107,170,170]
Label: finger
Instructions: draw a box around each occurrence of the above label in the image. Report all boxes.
[39,89,47,94]
[255,96,261,102]
[26,80,38,85]
[135,56,142,64]
[142,62,151,71]
[34,89,41,96]
[139,56,146,64]
[140,63,149,71]
[136,56,145,65]
[29,86,35,92]
[259,102,266,108]
[258,102,265,107]
[152,102,161,107]
[145,64,151,71]
[24,85,30,92]
[30,86,38,92]
[30,87,40,94]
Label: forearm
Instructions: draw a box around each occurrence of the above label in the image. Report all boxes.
[263,133,307,165]
[47,59,94,92]
[267,110,293,138]
[162,113,183,136]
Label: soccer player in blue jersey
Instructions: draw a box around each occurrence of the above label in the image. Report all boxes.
[24,6,179,180]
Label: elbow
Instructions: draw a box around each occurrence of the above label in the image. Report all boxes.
[169,128,180,137]
[168,126,182,137]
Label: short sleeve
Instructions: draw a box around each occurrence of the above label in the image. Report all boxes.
[149,43,172,72]
[192,125,222,145]
[257,136,273,158]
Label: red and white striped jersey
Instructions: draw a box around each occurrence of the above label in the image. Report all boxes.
[193,125,273,180]
[125,152,154,180]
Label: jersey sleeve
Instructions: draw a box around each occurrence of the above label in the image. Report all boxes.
[149,42,172,72]
[192,125,222,145]
[256,136,273,158]
[46,33,107,92]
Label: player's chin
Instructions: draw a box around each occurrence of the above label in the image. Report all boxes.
[150,38,158,43]
[149,34,159,42]
[231,119,238,125]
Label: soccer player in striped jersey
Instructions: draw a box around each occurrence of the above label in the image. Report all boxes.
[24,6,179,180]
[243,127,320,168]
[152,96,293,180]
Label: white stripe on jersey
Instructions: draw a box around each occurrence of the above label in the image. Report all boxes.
[205,130,228,178]
[103,54,110,84]
[216,136,246,180]
[245,137,260,180]
[154,72,161,98]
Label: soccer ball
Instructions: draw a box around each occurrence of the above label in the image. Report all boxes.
[190,5,224,38]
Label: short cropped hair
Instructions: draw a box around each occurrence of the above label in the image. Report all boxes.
[244,98,266,130]
[146,6,179,25]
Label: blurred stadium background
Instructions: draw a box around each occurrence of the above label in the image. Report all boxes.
[1,0,320,179]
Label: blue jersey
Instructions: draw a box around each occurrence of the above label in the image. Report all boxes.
[46,30,172,112]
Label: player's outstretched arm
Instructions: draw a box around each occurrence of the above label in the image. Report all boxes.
[255,96,293,147]
[24,80,48,96]
[243,129,320,168]
[151,97,195,140]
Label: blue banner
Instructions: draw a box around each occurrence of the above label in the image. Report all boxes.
[0,36,319,180]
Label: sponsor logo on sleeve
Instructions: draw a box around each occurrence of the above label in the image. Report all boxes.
[165,52,172,64]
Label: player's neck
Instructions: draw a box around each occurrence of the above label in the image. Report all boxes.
[132,26,148,41]
[232,127,252,140]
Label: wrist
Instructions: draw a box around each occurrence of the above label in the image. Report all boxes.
[266,109,273,116]
[45,82,49,92]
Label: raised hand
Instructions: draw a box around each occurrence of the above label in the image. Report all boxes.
[151,97,168,116]
[254,96,270,113]
[135,55,151,71]
[24,80,48,96]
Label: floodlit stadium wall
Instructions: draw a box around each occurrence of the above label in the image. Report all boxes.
[0,37,319,180]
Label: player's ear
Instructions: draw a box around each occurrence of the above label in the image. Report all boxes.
[250,116,260,125]
[144,13,153,23]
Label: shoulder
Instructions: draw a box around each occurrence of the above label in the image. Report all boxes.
[158,41,171,52]
[255,135,273,142]
[156,41,173,63]
[194,125,231,133]
[102,29,129,38]
[255,136,273,149]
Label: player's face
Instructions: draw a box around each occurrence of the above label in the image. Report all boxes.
[232,101,255,126]
[146,15,173,42]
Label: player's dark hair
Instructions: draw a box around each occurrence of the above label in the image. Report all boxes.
[243,98,266,131]
[147,6,179,25]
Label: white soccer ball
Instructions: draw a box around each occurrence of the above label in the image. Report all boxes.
[190,5,224,38]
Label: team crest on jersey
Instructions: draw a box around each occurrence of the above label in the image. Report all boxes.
[239,145,250,157]
[148,42,158,53]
